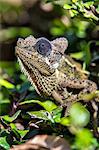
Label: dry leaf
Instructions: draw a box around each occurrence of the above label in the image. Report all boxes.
[10,135,70,150]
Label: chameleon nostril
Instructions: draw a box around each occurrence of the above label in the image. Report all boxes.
[17,38,24,46]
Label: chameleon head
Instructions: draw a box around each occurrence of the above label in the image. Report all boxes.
[15,35,68,73]
[15,35,69,96]
[16,36,52,58]
[16,35,68,56]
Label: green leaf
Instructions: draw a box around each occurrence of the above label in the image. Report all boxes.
[50,27,65,36]
[2,110,21,123]
[19,27,33,37]
[83,10,98,21]
[27,110,54,122]
[84,43,91,66]
[53,0,67,5]
[70,51,84,60]
[69,9,78,17]
[70,103,90,127]
[84,2,94,9]
[0,99,10,104]
[96,5,99,12]
[79,41,91,67]
[52,107,62,123]
[17,130,29,138]
[0,79,15,89]
[59,117,70,126]
[10,123,29,138]
[74,129,98,149]
[41,100,57,112]
[0,137,10,150]
[63,4,72,9]
[10,123,20,139]
[72,0,78,2]
[20,100,57,112]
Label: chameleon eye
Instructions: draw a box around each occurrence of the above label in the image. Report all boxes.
[34,38,52,57]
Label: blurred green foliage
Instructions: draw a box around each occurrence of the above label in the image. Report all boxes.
[0,27,33,42]
[74,129,98,150]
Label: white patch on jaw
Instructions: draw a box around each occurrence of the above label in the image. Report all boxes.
[45,57,50,65]
[17,57,41,95]
[55,69,59,78]
[45,57,59,69]
[52,62,59,69]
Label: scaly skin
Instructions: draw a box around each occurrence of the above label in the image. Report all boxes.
[15,35,98,110]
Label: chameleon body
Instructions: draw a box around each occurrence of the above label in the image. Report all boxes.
[15,36,98,111]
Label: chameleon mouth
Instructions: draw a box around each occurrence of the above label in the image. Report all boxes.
[15,46,31,57]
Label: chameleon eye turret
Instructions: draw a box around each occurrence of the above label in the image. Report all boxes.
[34,38,52,57]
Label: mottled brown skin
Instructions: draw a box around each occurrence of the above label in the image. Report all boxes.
[15,35,97,111]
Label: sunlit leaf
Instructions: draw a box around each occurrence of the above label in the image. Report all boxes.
[72,0,78,2]
[0,137,10,150]
[70,52,84,60]
[63,4,72,9]
[41,100,57,112]
[69,9,78,17]
[28,110,54,122]
[10,123,29,138]
[0,27,18,42]
[59,117,70,126]
[0,27,33,42]
[50,27,65,36]
[0,79,15,89]
[0,99,10,104]
[20,100,57,112]
[70,103,90,127]
[51,107,62,123]
[96,5,99,12]
[2,110,21,123]
[74,129,98,149]
[19,27,33,37]
[17,130,29,138]
[84,2,94,9]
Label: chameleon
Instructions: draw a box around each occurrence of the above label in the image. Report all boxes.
[15,35,98,113]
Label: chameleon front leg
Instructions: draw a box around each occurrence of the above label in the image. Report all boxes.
[52,88,77,105]
[51,86,98,117]
[52,89,79,116]
[52,90,64,104]
[60,77,97,93]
